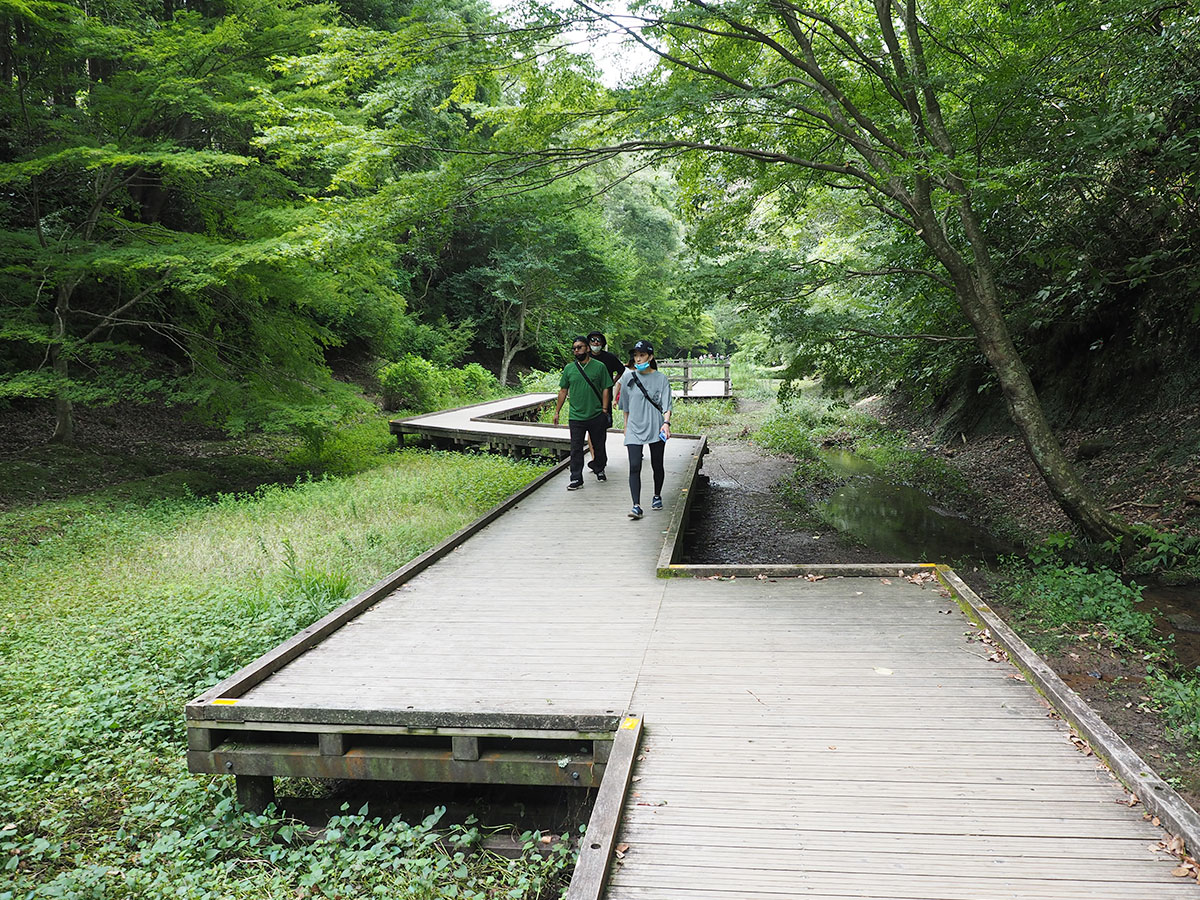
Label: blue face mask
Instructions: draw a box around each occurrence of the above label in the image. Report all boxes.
[634,361,650,372]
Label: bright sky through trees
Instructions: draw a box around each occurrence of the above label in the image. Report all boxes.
[490,0,657,87]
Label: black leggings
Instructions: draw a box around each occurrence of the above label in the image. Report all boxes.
[627,441,665,506]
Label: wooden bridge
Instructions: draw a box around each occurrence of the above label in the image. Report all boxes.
[189,395,1200,899]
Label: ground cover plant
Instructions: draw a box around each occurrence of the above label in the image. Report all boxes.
[994,539,1200,763]
[0,450,575,900]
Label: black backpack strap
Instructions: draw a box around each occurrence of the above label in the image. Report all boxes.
[630,372,665,415]
[575,360,608,406]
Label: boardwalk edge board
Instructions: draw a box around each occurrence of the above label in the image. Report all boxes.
[935,565,1200,855]
[566,715,644,900]
[655,436,708,574]
[185,455,570,715]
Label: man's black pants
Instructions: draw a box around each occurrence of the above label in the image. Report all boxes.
[568,413,608,482]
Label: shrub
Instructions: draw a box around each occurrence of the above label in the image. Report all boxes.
[1000,561,1156,649]
[378,355,446,411]
[379,358,504,412]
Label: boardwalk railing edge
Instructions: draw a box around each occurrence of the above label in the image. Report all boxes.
[565,714,643,900]
[655,435,707,574]
[186,456,571,716]
[936,564,1200,855]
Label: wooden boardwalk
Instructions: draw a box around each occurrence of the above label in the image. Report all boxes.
[189,396,1200,899]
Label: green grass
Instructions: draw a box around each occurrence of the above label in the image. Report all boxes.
[0,449,574,900]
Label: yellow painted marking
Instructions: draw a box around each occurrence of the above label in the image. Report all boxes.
[620,716,640,730]
[211,698,239,705]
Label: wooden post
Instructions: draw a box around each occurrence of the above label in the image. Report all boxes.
[452,736,481,761]
[236,775,275,812]
[319,732,346,756]
[724,362,731,397]
[683,360,690,397]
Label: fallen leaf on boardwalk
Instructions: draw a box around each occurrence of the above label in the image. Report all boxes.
[631,776,642,783]
[1173,867,1192,877]
[873,667,894,675]
[1122,793,1139,807]
[614,842,630,859]
[805,573,825,582]
[635,800,667,807]
[1160,835,1186,855]
[880,578,892,584]
[1153,816,1162,827]
[539,835,554,844]
[1069,735,1094,756]
[827,745,837,750]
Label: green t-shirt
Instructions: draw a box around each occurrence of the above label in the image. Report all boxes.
[559,358,610,421]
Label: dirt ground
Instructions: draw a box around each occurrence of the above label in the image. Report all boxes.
[682,441,894,565]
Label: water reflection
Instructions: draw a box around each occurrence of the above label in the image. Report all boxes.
[816,449,1010,563]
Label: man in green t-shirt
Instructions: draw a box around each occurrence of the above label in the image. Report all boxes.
[552,335,612,490]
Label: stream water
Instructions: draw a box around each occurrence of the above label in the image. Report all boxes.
[815,449,1012,563]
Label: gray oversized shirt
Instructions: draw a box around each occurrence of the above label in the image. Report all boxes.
[618,368,673,445]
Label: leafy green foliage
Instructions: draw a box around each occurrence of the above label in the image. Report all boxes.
[378,357,502,412]
[1146,668,1200,746]
[0,450,562,899]
[998,562,1156,651]
[1127,528,1200,576]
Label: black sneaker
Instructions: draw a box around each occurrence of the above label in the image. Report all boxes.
[567,480,584,491]
[595,470,607,482]
[651,495,663,509]
[628,505,643,519]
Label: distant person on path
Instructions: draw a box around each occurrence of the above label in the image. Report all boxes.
[586,330,624,470]
[553,335,611,491]
[617,339,673,519]
[587,331,625,388]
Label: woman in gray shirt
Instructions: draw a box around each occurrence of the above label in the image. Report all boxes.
[617,340,673,519]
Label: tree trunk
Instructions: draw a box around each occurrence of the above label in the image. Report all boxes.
[498,300,528,387]
[49,280,77,444]
[498,345,518,388]
[949,268,1129,543]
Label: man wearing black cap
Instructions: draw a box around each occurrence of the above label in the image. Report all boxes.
[587,332,624,388]
[553,336,611,490]
[586,331,624,472]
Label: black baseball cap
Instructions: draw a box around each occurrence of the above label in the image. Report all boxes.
[632,340,653,354]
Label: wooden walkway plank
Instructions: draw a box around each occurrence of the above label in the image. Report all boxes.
[182,396,1200,899]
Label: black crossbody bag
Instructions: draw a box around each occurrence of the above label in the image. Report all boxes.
[575,360,612,426]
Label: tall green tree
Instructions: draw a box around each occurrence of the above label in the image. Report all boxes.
[506,0,1180,541]
[0,0,391,441]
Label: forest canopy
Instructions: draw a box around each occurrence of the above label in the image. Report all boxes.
[2,0,1197,536]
